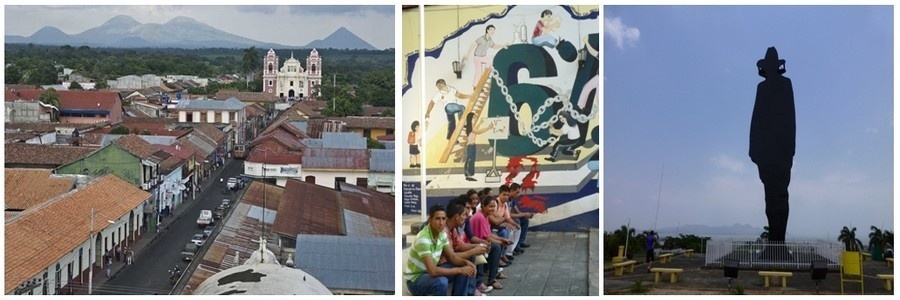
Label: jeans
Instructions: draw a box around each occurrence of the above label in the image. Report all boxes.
[516,217,530,250]
[532,34,558,48]
[445,103,465,139]
[497,227,510,258]
[407,262,472,296]
[465,144,476,177]
[477,243,502,284]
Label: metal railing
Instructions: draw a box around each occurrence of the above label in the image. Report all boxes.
[705,240,843,270]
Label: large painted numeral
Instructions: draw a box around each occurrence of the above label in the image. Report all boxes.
[489,44,559,157]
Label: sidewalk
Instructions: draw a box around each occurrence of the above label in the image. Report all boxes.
[401,215,599,296]
[70,157,236,295]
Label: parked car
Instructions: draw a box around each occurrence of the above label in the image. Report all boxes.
[202,225,215,238]
[221,199,231,208]
[181,243,198,261]
[227,177,238,190]
[197,210,213,227]
[191,233,206,246]
[213,206,225,220]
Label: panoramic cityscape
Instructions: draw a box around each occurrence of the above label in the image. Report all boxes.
[5,5,395,295]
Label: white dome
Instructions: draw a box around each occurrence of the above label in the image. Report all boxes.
[193,264,332,295]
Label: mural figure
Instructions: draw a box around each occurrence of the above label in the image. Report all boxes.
[749,47,795,247]
[532,10,562,48]
[464,113,495,181]
[545,113,582,162]
[408,121,421,168]
[425,79,471,140]
[463,24,509,88]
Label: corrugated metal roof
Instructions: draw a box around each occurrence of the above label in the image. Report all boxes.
[321,132,366,150]
[176,97,246,111]
[368,149,394,172]
[289,121,308,134]
[101,134,179,147]
[301,148,368,169]
[293,235,394,293]
[302,138,323,148]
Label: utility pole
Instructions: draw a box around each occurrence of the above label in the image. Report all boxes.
[88,208,94,295]
[332,74,336,111]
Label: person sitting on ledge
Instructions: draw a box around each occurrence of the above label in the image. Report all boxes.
[405,204,477,296]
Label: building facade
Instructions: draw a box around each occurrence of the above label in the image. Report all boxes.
[262,49,323,100]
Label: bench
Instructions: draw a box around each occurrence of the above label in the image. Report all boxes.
[877,274,893,292]
[758,271,793,287]
[861,252,872,261]
[658,253,674,263]
[612,260,636,276]
[886,257,893,267]
[684,249,695,257]
[650,268,683,283]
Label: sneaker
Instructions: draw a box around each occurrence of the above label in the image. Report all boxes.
[520,243,531,248]
[544,157,556,162]
[477,283,494,293]
[498,267,504,273]
[475,290,486,296]
[574,150,581,160]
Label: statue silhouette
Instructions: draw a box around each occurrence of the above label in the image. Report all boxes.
[750,47,795,247]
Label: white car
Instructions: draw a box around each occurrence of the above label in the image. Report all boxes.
[227,178,238,190]
[191,233,206,246]
[197,210,213,227]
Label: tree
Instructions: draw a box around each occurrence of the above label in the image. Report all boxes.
[838,226,864,251]
[94,81,109,90]
[241,46,259,90]
[869,226,887,250]
[38,88,61,122]
[367,137,386,149]
[68,81,84,90]
[322,95,363,117]
[110,125,131,134]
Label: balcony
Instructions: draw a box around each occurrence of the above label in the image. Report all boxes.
[141,183,151,190]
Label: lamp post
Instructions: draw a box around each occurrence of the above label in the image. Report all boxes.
[88,208,117,295]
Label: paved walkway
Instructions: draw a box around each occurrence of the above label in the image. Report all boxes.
[69,158,236,295]
[401,215,599,296]
[603,253,895,295]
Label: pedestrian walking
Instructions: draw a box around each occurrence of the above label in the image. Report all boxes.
[105,265,111,279]
[116,245,122,261]
[646,230,657,271]
[128,248,135,264]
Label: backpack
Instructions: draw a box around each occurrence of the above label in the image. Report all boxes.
[408,131,416,144]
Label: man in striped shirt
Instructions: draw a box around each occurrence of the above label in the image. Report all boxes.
[405,204,477,296]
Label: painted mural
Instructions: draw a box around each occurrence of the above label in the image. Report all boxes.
[402,5,599,231]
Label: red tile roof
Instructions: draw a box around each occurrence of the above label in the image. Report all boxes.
[5,174,150,293]
[4,88,43,101]
[334,116,395,130]
[159,141,198,160]
[193,123,225,144]
[249,128,304,151]
[113,134,162,159]
[271,179,344,237]
[56,90,121,111]
[5,169,75,211]
[5,143,97,167]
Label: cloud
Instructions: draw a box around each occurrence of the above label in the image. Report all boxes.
[236,6,278,15]
[289,5,393,17]
[865,127,879,134]
[710,153,746,173]
[604,17,640,50]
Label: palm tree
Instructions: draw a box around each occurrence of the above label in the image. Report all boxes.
[38,88,60,122]
[241,46,260,90]
[869,226,885,250]
[838,226,864,251]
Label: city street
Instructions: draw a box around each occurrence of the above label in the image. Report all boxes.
[93,158,245,295]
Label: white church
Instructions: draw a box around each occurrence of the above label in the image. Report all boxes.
[262,48,323,100]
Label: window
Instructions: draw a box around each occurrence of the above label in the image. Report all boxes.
[290,81,294,87]
[305,176,316,184]
[268,80,273,86]
[268,64,273,73]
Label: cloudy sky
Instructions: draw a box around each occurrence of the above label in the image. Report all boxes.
[604,6,893,241]
[4,5,395,49]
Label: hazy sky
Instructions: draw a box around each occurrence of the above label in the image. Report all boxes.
[604,6,893,241]
[4,5,395,49]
